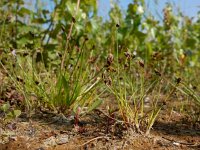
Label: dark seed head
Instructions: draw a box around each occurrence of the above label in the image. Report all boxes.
[107,53,114,66]
[23,52,29,57]
[29,31,35,38]
[154,69,161,76]
[175,77,181,84]
[85,36,89,41]
[193,86,197,90]
[72,17,76,23]
[138,61,144,68]
[35,81,39,85]
[61,25,66,32]
[116,24,120,28]
[124,52,131,59]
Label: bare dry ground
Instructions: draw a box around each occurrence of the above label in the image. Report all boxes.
[0,103,199,150]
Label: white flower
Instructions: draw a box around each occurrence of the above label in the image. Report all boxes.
[11,50,16,57]
[142,22,149,30]
[189,61,195,67]
[179,49,183,55]
[137,5,144,14]
[150,28,155,39]
[81,13,86,19]
[133,51,137,56]
[131,19,134,25]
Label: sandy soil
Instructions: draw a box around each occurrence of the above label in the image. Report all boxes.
[0,106,199,150]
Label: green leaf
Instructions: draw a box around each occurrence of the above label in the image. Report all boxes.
[6,109,21,119]
[13,110,21,118]
[44,44,57,51]
[70,84,82,106]
[17,37,30,47]
[18,7,32,17]
[6,112,14,119]
[87,99,102,112]
[62,75,70,94]
[0,103,10,112]
[186,38,196,49]
[32,18,49,24]
[18,26,35,35]
[135,31,146,42]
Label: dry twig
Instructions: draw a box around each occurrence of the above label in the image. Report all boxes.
[79,136,110,147]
